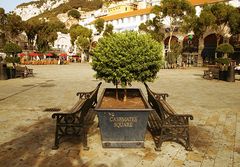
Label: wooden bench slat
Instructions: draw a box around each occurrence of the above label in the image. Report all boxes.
[52,82,102,150]
[144,83,193,151]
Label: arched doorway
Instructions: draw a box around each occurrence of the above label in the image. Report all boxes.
[182,35,199,53]
[202,34,223,64]
[182,35,199,66]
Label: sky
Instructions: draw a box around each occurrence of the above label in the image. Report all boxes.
[0,0,32,13]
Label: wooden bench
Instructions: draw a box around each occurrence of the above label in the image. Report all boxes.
[15,66,33,78]
[144,83,193,151]
[52,82,102,150]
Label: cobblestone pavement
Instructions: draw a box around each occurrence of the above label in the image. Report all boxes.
[0,63,239,167]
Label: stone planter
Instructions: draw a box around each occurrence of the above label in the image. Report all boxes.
[95,88,153,148]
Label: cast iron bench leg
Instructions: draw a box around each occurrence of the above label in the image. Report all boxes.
[83,128,89,150]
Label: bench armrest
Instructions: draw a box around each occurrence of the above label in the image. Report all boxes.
[52,112,79,124]
[162,114,193,126]
[173,113,194,120]
[52,112,73,119]
[152,92,169,101]
[76,91,93,99]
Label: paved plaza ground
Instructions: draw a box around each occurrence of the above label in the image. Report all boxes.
[0,63,239,167]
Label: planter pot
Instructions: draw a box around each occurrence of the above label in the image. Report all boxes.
[6,68,16,79]
[95,88,153,148]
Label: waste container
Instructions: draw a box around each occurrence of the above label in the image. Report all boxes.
[0,63,8,80]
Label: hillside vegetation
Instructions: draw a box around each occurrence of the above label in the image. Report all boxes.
[22,0,104,22]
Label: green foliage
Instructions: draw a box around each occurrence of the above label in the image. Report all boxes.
[186,3,240,40]
[68,9,81,19]
[94,18,105,34]
[103,24,113,36]
[5,56,20,64]
[216,43,234,54]
[3,42,22,56]
[156,0,195,19]
[33,20,66,52]
[91,31,163,87]
[69,25,92,45]
[215,58,230,65]
[0,8,5,14]
[166,41,182,65]
[139,16,164,43]
[1,13,24,42]
[76,37,90,52]
[27,0,103,22]
[152,0,195,51]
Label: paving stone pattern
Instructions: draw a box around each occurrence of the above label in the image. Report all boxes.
[0,63,239,167]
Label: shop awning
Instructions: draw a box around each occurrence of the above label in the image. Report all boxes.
[18,53,26,57]
[59,53,67,57]
[46,53,53,56]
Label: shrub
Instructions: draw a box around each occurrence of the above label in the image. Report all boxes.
[216,43,234,55]
[91,31,163,87]
[68,9,80,19]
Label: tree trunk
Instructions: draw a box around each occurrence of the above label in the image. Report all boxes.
[168,31,173,52]
[115,84,119,100]
[123,89,127,102]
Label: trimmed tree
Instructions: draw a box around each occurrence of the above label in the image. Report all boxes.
[3,42,22,57]
[91,31,163,100]
[216,43,234,58]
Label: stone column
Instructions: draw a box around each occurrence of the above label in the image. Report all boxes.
[197,38,204,67]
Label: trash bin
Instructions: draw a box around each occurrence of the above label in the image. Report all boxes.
[0,63,8,80]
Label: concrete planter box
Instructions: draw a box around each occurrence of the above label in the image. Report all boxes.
[95,88,153,148]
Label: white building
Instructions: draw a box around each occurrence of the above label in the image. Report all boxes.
[98,8,155,32]
[53,32,74,54]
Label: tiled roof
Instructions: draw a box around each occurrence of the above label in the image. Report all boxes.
[189,0,227,6]
[101,8,152,21]
[100,0,228,22]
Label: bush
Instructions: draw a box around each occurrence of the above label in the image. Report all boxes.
[215,58,230,65]
[216,43,234,54]
[3,42,22,57]
[91,31,163,87]
[68,9,80,19]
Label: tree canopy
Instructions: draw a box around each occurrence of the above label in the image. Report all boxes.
[94,18,105,34]
[91,31,163,88]
[103,24,114,37]
[68,9,81,19]
[183,3,240,43]
[3,42,22,56]
[139,16,165,43]
[34,20,67,52]
[152,0,195,51]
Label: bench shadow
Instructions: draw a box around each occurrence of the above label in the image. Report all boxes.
[0,118,99,167]
[189,125,214,152]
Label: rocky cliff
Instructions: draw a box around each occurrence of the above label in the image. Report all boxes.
[14,0,69,21]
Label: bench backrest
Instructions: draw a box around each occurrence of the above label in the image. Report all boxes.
[75,82,102,122]
[144,83,165,120]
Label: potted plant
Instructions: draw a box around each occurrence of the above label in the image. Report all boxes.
[216,43,235,81]
[91,31,163,148]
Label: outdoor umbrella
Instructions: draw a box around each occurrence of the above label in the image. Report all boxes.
[46,53,53,56]
[59,53,67,57]
[28,52,38,57]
